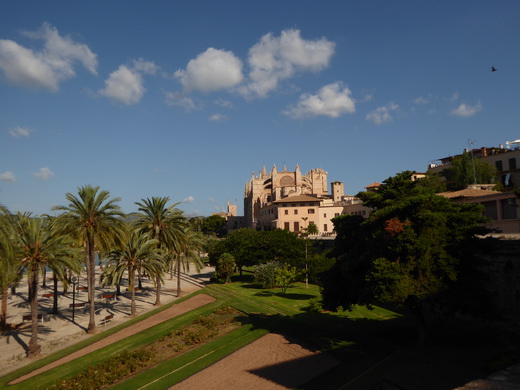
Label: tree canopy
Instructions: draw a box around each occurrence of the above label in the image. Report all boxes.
[209,228,305,272]
[321,171,491,342]
[443,151,498,190]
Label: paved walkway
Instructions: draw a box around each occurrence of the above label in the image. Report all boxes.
[9,294,216,385]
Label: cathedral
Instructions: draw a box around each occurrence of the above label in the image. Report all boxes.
[244,164,333,230]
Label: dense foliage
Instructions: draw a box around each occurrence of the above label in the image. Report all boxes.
[321,171,491,342]
[208,228,305,272]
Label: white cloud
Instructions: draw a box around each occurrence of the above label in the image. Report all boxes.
[284,82,355,119]
[99,65,145,105]
[209,113,227,121]
[132,58,159,75]
[366,102,399,125]
[164,91,199,111]
[451,101,482,117]
[0,171,16,182]
[175,48,244,92]
[33,167,54,181]
[9,126,32,138]
[240,29,335,98]
[214,98,233,108]
[413,96,429,105]
[183,196,195,203]
[0,23,97,91]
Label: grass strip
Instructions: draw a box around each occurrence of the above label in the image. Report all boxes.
[111,324,269,390]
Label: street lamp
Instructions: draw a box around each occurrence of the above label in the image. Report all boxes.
[301,217,309,290]
[71,276,77,323]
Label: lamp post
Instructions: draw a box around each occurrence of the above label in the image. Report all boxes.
[71,276,77,323]
[301,217,309,290]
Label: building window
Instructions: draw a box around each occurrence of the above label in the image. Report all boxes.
[284,222,290,230]
[496,160,503,172]
[308,209,315,214]
[294,221,300,231]
[335,213,339,217]
[284,210,289,215]
[509,158,517,170]
[294,209,298,215]
[324,213,327,218]
[323,224,328,232]
[501,198,518,220]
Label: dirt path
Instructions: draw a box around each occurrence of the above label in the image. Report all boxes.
[171,333,339,390]
[9,294,216,385]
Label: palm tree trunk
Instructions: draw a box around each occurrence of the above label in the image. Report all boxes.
[52,272,59,314]
[130,267,136,316]
[28,265,41,357]
[176,257,182,297]
[154,274,161,305]
[86,235,96,334]
[1,288,7,329]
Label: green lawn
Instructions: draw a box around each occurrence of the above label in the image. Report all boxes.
[0,277,513,390]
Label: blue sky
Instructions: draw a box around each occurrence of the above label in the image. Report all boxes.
[1,1,519,217]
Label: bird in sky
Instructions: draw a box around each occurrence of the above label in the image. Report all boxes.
[491,66,497,72]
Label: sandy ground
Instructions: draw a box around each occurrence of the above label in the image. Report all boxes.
[0,265,215,376]
[171,333,340,390]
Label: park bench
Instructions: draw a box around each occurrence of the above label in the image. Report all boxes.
[77,286,88,291]
[100,314,114,326]
[42,293,54,298]
[102,293,116,301]
[22,313,44,322]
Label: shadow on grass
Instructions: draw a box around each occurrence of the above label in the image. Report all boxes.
[253,290,315,300]
[240,306,520,390]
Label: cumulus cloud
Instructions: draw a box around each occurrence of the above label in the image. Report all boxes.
[366,102,399,125]
[164,91,199,111]
[209,113,227,121]
[214,98,233,108]
[33,167,54,180]
[0,171,16,182]
[413,96,429,105]
[283,82,355,119]
[240,29,335,98]
[9,126,32,138]
[175,48,244,92]
[451,101,482,117]
[183,196,195,203]
[99,65,145,105]
[0,23,97,91]
[132,58,159,75]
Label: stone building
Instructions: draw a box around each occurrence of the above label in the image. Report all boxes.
[243,164,372,236]
[244,164,329,230]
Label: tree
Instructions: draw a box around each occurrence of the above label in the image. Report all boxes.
[275,264,299,294]
[443,151,498,190]
[0,206,18,330]
[53,185,125,334]
[216,253,236,283]
[134,197,187,305]
[101,229,162,316]
[202,215,227,237]
[254,261,281,289]
[14,214,79,357]
[322,171,489,344]
[209,228,305,274]
[171,228,205,296]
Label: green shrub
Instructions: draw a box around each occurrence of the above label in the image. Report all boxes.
[254,261,281,289]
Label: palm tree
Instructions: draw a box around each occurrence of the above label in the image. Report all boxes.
[14,213,79,357]
[53,185,125,334]
[101,229,162,316]
[0,206,18,330]
[172,229,205,297]
[134,197,187,305]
